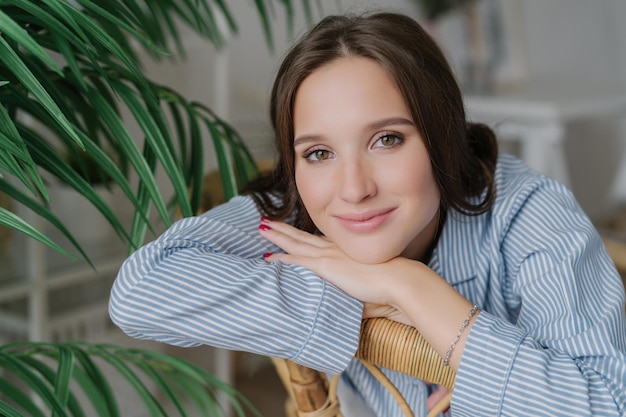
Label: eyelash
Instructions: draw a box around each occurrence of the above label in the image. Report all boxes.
[302,147,333,163]
[300,131,404,163]
[373,132,404,149]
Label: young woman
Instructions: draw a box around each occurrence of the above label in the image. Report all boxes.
[109,12,626,416]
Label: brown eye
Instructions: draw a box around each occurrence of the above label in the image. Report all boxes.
[374,134,402,149]
[314,150,330,160]
[381,135,396,147]
[304,148,334,162]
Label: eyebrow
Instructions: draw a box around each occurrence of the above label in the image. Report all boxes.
[293,117,415,147]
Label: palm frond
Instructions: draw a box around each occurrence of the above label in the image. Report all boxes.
[0,342,262,417]
[0,0,315,261]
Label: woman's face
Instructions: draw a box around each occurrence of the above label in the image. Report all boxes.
[293,57,441,264]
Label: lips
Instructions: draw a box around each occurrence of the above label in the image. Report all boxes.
[334,208,395,233]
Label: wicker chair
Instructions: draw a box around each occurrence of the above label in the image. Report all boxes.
[197,168,626,417]
[272,318,455,417]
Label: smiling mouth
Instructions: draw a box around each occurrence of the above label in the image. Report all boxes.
[334,208,395,233]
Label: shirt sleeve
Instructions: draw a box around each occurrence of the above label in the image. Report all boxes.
[108,195,364,374]
[453,180,626,416]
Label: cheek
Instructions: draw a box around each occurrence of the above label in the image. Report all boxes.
[389,162,440,225]
[295,166,323,215]
[386,153,438,197]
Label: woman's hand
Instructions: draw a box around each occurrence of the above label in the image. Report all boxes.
[260,219,477,372]
[363,303,413,326]
[259,219,420,319]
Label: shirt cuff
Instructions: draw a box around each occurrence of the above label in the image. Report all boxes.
[293,281,364,375]
[452,311,526,416]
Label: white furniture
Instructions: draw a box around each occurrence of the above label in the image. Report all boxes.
[465,82,626,188]
[0,211,128,343]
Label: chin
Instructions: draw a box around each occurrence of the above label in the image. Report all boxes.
[343,244,401,265]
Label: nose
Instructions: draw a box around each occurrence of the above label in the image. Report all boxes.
[337,157,376,203]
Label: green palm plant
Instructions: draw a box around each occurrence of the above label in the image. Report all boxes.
[0,0,316,260]
[0,1,316,416]
[0,341,261,416]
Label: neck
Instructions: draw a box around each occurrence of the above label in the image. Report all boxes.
[402,206,446,263]
[421,208,446,263]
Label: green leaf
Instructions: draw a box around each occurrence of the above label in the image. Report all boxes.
[112,80,192,218]
[133,363,190,416]
[252,0,275,51]
[52,345,75,414]
[86,90,171,230]
[75,0,167,54]
[0,376,47,417]
[211,0,238,34]
[0,351,68,416]
[52,34,89,92]
[23,129,132,243]
[0,179,93,266]
[71,348,118,417]
[18,355,87,417]
[0,130,38,195]
[129,145,157,252]
[205,121,238,201]
[0,342,261,416]
[0,207,75,258]
[87,346,168,417]
[0,9,63,75]
[192,102,259,194]
[0,36,83,148]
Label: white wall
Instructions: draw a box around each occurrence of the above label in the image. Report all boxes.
[519,0,626,220]
[142,0,626,222]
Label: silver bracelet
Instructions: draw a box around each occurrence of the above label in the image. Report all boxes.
[443,304,480,367]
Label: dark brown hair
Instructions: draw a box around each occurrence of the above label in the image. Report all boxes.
[247,12,498,233]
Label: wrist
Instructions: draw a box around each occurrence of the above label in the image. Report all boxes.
[387,258,431,318]
[386,258,478,370]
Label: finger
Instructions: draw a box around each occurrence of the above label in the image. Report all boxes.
[427,391,452,417]
[362,302,388,318]
[260,218,330,248]
[263,252,320,273]
[426,386,452,413]
[259,223,330,256]
[259,223,324,257]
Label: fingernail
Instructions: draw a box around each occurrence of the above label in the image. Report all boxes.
[263,252,272,258]
[443,406,450,413]
[260,216,270,223]
[259,224,271,231]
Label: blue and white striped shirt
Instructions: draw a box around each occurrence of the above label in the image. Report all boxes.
[109,154,626,416]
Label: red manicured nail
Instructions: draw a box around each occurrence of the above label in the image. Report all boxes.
[443,406,450,413]
[259,224,271,231]
[260,216,270,223]
[263,252,272,258]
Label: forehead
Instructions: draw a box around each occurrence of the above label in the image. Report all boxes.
[298,56,397,96]
[293,57,411,132]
